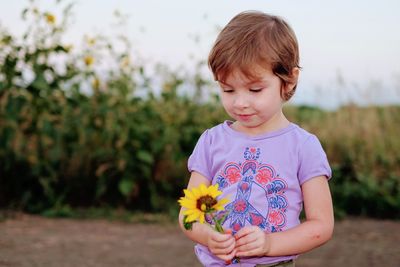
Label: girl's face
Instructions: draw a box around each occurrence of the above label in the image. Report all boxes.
[218,66,290,135]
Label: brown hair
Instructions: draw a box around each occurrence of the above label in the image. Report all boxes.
[208,11,300,100]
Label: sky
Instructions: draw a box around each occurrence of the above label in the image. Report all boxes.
[1,0,400,108]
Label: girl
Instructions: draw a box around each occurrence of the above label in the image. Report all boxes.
[179,11,334,267]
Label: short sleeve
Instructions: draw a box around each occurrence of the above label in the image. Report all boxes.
[298,134,332,185]
[187,130,212,181]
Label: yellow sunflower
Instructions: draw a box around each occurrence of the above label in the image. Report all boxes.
[178,184,228,224]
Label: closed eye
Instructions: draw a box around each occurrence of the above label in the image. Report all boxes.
[249,88,263,93]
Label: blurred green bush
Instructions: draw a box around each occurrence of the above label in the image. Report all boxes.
[285,105,400,218]
[1,2,399,218]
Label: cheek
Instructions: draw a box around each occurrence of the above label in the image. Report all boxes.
[256,90,282,106]
[252,97,267,109]
[220,96,233,109]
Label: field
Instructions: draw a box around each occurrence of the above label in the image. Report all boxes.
[1,3,400,267]
[1,214,399,267]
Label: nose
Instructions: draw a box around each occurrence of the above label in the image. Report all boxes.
[233,93,250,109]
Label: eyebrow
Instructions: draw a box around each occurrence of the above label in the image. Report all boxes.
[218,79,267,88]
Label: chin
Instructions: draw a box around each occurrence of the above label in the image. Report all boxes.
[238,122,261,129]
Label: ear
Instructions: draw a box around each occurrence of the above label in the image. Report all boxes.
[284,67,300,92]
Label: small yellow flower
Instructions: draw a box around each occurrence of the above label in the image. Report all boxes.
[86,37,96,46]
[178,184,228,224]
[120,56,130,68]
[45,13,56,25]
[84,56,94,66]
[92,77,100,89]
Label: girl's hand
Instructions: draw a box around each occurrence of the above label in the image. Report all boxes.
[234,226,270,257]
[207,229,237,262]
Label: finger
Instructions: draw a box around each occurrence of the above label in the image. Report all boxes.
[217,248,237,263]
[211,237,235,250]
[235,233,257,247]
[210,231,231,242]
[236,247,260,258]
[213,247,235,257]
[224,229,232,235]
[211,238,236,254]
[226,248,237,261]
[235,241,256,254]
[234,226,255,239]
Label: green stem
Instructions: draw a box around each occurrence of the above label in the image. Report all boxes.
[210,212,224,233]
[209,212,241,265]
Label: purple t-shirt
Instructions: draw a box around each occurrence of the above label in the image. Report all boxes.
[188,121,331,267]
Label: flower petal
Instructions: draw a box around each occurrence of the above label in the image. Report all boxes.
[198,213,205,224]
[192,187,201,198]
[213,198,229,210]
[186,212,200,222]
[184,209,198,216]
[184,189,195,200]
[199,184,207,195]
[179,198,196,209]
[209,184,221,198]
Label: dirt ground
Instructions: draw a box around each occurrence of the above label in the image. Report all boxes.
[0,214,399,267]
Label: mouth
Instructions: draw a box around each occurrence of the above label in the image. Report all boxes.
[237,114,254,121]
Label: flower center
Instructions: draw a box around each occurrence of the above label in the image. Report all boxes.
[197,195,217,212]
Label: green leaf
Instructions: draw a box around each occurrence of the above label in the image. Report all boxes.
[183,215,194,230]
[137,150,153,164]
[54,45,68,53]
[118,178,134,197]
[1,34,13,45]
[30,74,50,92]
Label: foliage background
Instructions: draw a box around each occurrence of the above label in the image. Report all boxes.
[1,2,399,219]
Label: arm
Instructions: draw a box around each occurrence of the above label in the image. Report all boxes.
[235,175,334,257]
[178,171,237,261]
